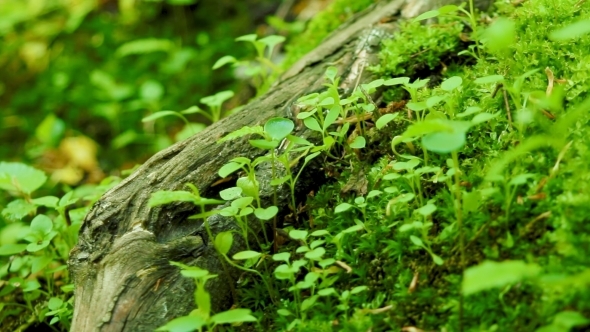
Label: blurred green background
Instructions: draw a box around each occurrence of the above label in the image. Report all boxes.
[0,0,300,185]
[0,1,376,329]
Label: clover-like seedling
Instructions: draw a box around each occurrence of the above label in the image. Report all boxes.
[24,214,57,252]
[200,90,234,123]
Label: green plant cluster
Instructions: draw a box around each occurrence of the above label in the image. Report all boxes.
[151,1,590,331]
[0,0,274,171]
[0,0,285,330]
[0,162,119,330]
[3,0,590,331]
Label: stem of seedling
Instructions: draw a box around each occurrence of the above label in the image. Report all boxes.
[221,254,277,304]
[271,149,278,253]
[451,151,465,332]
[200,203,238,303]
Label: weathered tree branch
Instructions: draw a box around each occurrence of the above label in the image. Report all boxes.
[68,0,490,330]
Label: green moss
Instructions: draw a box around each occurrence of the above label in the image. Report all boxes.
[281,0,375,69]
[483,0,590,101]
[236,0,590,330]
[373,18,464,78]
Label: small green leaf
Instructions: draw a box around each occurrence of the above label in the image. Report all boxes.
[472,112,499,125]
[422,130,465,154]
[231,197,253,209]
[325,66,338,82]
[438,5,459,14]
[218,162,244,178]
[311,230,330,237]
[57,190,78,207]
[30,214,53,235]
[277,309,293,316]
[341,224,364,233]
[215,231,233,255]
[413,9,440,22]
[462,260,541,295]
[140,80,164,101]
[258,35,285,51]
[31,255,53,273]
[397,193,415,203]
[238,207,253,218]
[264,117,294,141]
[212,55,237,69]
[305,151,321,163]
[376,113,399,129]
[426,95,446,108]
[417,203,437,216]
[289,229,308,240]
[309,239,325,249]
[249,139,278,150]
[432,254,444,265]
[179,106,203,115]
[0,162,47,195]
[47,297,64,310]
[22,280,41,292]
[218,125,264,143]
[384,77,410,86]
[409,235,424,247]
[0,244,28,256]
[482,18,515,53]
[318,288,336,296]
[509,173,535,186]
[304,247,325,260]
[235,34,257,42]
[457,106,482,118]
[383,173,400,180]
[367,190,382,199]
[441,76,462,91]
[219,187,242,200]
[409,78,429,89]
[232,250,261,260]
[236,177,259,198]
[296,111,315,119]
[149,191,197,207]
[31,196,59,208]
[254,206,278,220]
[335,203,353,213]
[366,79,384,90]
[351,285,368,294]
[318,97,335,107]
[303,117,322,132]
[296,245,310,253]
[324,105,340,130]
[27,240,51,252]
[116,38,174,57]
[155,315,207,332]
[543,311,590,331]
[211,309,256,324]
[272,252,290,263]
[407,102,427,111]
[349,136,366,149]
[287,135,313,146]
[2,199,36,221]
[300,295,319,312]
[402,120,452,139]
[201,90,234,108]
[474,75,504,84]
[549,19,590,41]
[141,111,184,122]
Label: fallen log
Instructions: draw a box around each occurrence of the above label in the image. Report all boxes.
[68,0,489,330]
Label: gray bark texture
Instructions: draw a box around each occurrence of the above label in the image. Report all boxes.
[68,0,491,330]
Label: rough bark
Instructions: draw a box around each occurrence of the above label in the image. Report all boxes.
[68,0,489,330]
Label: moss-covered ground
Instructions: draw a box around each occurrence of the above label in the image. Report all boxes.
[233,0,590,331]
